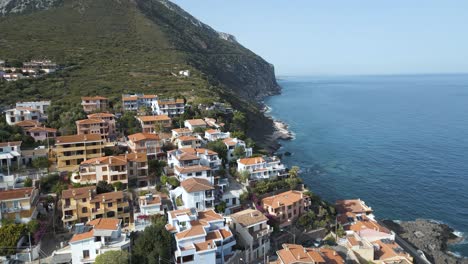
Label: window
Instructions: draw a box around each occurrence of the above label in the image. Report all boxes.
[287,205,292,210]
[108,203,113,207]
[83,250,90,259]
[82,198,87,202]
[195,172,202,176]
[82,207,88,213]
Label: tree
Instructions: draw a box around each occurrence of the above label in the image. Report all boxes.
[167,177,180,188]
[95,250,129,264]
[239,170,250,184]
[148,160,166,181]
[230,131,246,140]
[96,181,114,194]
[24,177,33,187]
[193,127,205,134]
[232,111,247,132]
[289,166,300,178]
[232,146,246,160]
[117,111,141,135]
[0,223,27,255]
[112,181,124,191]
[215,201,226,214]
[132,215,172,263]
[160,175,168,185]
[32,157,50,170]
[206,140,228,162]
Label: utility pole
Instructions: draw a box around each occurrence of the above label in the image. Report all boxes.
[28,232,32,262]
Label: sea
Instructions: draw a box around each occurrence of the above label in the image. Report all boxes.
[264,74,468,257]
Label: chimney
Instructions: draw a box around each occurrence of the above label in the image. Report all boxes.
[102,195,106,203]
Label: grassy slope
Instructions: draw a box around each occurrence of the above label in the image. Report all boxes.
[0,0,218,106]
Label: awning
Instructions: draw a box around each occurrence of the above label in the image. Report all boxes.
[0,153,14,159]
[10,151,20,157]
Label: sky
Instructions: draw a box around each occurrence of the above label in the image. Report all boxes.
[172,0,468,76]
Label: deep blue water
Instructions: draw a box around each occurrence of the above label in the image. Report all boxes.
[265,74,468,257]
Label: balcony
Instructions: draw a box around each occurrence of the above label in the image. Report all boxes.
[62,214,77,222]
[91,208,104,215]
[249,227,273,239]
[63,203,77,210]
[1,206,23,213]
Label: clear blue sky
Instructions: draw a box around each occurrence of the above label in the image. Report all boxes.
[172,0,468,76]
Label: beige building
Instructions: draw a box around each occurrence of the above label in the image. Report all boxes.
[87,113,116,136]
[81,96,108,113]
[0,187,39,224]
[55,134,105,171]
[274,244,345,264]
[76,119,110,141]
[61,186,131,227]
[261,190,311,228]
[127,133,162,159]
[135,115,171,133]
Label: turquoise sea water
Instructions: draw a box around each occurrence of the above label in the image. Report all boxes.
[265,74,468,257]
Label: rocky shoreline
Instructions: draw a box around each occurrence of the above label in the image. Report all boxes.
[383,219,467,264]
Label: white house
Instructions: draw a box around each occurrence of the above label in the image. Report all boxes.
[176,135,203,149]
[171,177,215,210]
[223,138,252,161]
[236,156,287,182]
[121,94,158,112]
[165,209,237,264]
[16,101,51,116]
[0,141,22,175]
[171,127,193,140]
[228,209,272,263]
[174,165,213,184]
[170,148,222,171]
[5,107,42,125]
[152,98,185,117]
[205,129,230,142]
[67,218,129,264]
[184,119,207,131]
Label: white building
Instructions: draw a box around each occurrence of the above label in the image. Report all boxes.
[165,209,237,264]
[170,177,215,210]
[176,135,203,149]
[5,107,42,125]
[171,127,193,140]
[184,119,207,131]
[60,218,129,264]
[228,209,272,263]
[168,148,222,171]
[223,138,252,162]
[0,141,22,175]
[153,98,185,117]
[16,101,51,116]
[237,156,288,182]
[205,129,230,142]
[122,94,158,112]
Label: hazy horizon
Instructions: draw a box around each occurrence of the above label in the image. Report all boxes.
[172,0,468,76]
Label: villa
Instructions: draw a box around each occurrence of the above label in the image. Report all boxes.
[0,187,39,225]
[273,244,345,264]
[80,96,108,113]
[122,93,158,112]
[5,107,42,125]
[261,190,311,228]
[237,156,288,183]
[135,115,171,133]
[127,132,162,159]
[184,119,207,131]
[153,98,185,117]
[223,138,252,161]
[205,129,230,142]
[170,177,215,211]
[26,126,57,142]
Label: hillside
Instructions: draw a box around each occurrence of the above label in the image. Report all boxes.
[0,0,280,147]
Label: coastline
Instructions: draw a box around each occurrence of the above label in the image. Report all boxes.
[261,82,468,262]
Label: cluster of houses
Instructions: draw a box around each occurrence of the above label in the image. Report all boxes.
[0,59,58,81]
[0,95,415,264]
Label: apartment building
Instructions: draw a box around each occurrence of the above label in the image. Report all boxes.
[176,135,202,149]
[68,218,130,264]
[5,107,42,125]
[223,138,253,162]
[61,186,131,227]
[87,113,116,136]
[205,129,230,142]
[127,132,162,159]
[75,119,111,141]
[261,190,311,228]
[122,94,158,112]
[55,134,105,171]
[171,127,193,139]
[274,244,345,264]
[171,177,215,210]
[335,199,374,220]
[229,209,272,263]
[81,96,108,113]
[237,156,287,182]
[135,115,171,133]
[0,187,39,224]
[153,98,185,117]
[168,148,221,171]
[165,209,236,264]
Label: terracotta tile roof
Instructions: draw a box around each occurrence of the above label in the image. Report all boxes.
[231,209,268,227]
[185,119,206,126]
[125,152,147,162]
[128,132,160,142]
[137,115,171,122]
[87,113,115,119]
[175,221,206,240]
[158,99,184,105]
[205,129,219,134]
[219,229,233,239]
[0,187,34,201]
[262,190,305,209]
[205,230,222,241]
[177,135,199,142]
[81,96,108,100]
[182,148,218,156]
[169,208,194,219]
[374,240,411,261]
[320,248,346,264]
[335,199,373,215]
[276,244,325,264]
[0,141,22,148]
[76,118,106,125]
[27,126,57,133]
[194,240,216,252]
[88,218,121,230]
[90,191,124,203]
[56,134,103,144]
[62,186,96,199]
[142,94,157,99]
[347,220,390,234]
[238,157,265,165]
[70,229,94,243]
[172,128,192,133]
[139,195,161,205]
[180,178,214,193]
[175,165,211,174]
[197,209,224,225]
[14,120,40,127]
[173,152,200,161]
[122,97,137,101]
